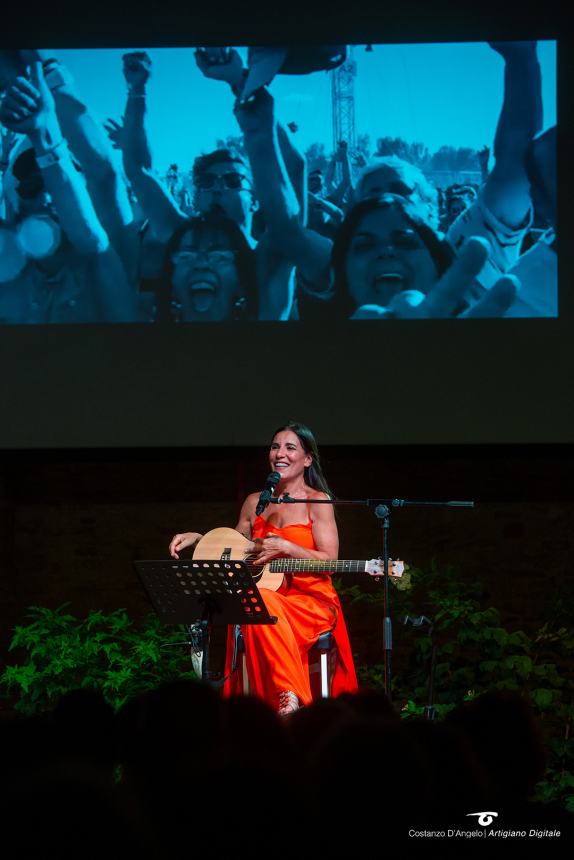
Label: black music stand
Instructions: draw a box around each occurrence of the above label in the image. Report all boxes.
[134,558,277,685]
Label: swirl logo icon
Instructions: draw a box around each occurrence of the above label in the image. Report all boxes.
[467,812,498,826]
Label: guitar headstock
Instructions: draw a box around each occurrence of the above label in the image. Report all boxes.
[365,558,405,579]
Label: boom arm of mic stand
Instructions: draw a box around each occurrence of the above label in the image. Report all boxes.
[374,504,393,700]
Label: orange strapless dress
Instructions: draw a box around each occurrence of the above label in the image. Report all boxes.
[223,511,358,707]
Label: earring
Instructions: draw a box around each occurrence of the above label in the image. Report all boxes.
[232,296,248,320]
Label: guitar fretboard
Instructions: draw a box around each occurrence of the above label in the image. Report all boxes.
[268,559,367,573]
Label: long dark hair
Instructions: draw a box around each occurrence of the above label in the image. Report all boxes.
[330,193,454,317]
[155,214,257,322]
[272,420,333,497]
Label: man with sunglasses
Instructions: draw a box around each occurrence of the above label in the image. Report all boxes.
[192,147,258,246]
[117,49,299,320]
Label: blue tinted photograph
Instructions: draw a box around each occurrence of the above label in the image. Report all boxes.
[0,42,557,323]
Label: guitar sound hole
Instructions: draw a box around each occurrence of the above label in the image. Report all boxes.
[245,555,261,580]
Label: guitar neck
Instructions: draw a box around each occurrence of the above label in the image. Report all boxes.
[268,559,368,574]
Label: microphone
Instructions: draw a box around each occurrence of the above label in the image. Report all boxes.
[255,471,281,516]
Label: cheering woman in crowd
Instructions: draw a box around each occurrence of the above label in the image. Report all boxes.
[169,421,358,715]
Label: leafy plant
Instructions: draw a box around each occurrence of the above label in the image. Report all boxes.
[336,562,574,811]
[0,605,198,714]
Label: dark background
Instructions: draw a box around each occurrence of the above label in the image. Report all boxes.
[1,0,572,675]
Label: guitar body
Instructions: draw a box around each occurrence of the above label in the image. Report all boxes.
[192,528,404,593]
[193,527,286,591]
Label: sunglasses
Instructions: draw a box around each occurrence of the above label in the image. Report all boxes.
[351,229,426,252]
[171,249,236,266]
[195,172,250,191]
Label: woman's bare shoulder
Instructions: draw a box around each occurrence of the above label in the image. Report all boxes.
[306,488,334,519]
[240,492,261,518]
[235,493,260,536]
[244,491,261,507]
[307,488,331,500]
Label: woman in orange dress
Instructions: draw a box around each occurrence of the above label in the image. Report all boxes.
[169,421,358,715]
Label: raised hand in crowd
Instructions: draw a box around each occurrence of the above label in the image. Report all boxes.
[0,61,59,141]
[443,40,542,305]
[103,117,125,151]
[194,62,301,320]
[234,87,332,292]
[307,191,344,236]
[196,48,307,223]
[194,47,246,94]
[449,42,540,240]
[0,125,19,169]
[122,51,152,95]
[120,51,154,172]
[329,138,355,207]
[0,49,35,91]
[0,123,19,218]
[485,40,541,225]
[352,238,518,319]
[119,51,185,243]
[13,51,136,270]
[0,62,140,321]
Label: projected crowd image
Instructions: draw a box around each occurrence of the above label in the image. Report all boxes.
[0,42,557,323]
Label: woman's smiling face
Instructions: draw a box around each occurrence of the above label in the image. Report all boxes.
[269,430,312,482]
[170,226,241,320]
[344,204,438,309]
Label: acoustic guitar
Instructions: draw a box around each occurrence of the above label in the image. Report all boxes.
[193,527,404,592]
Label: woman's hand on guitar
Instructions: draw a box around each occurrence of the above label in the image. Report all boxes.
[250,534,290,565]
[169,531,203,559]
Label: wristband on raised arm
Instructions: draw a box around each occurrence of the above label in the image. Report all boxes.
[231,68,249,98]
[35,138,67,169]
[42,60,74,91]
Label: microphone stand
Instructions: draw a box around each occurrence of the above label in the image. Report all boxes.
[268,494,474,700]
[404,615,437,720]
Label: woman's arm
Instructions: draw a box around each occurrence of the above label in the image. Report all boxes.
[308,191,344,224]
[39,54,134,248]
[329,140,355,208]
[194,47,308,217]
[169,532,204,559]
[235,89,333,289]
[483,41,541,229]
[0,63,108,255]
[234,493,259,539]
[120,51,186,243]
[0,64,142,322]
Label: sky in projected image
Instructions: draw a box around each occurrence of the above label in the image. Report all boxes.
[46,42,556,172]
[0,41,557,324]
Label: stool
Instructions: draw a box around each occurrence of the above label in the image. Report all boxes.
[235,629,336,699]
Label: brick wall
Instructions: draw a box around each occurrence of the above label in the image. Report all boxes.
[1,445,572,674]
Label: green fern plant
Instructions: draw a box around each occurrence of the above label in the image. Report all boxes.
[336,563,574,813]
[0,605,198,714]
